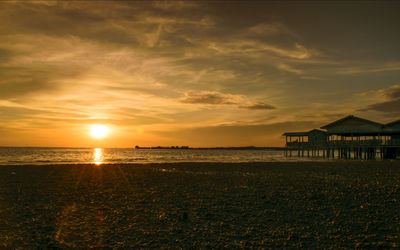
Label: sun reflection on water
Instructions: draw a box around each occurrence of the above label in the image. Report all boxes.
[93,148,104,165]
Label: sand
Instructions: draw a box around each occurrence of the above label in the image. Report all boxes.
[0,161,400,248]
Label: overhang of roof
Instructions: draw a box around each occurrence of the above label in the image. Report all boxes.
[283,129,327,136]
[308,129,327,134]
[326,132,383,136]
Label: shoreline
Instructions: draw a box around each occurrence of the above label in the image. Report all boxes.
[0,159,397,167]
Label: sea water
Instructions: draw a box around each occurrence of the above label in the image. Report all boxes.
[0,147,328,165]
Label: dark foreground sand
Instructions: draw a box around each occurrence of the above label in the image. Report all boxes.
[1,161,400,248]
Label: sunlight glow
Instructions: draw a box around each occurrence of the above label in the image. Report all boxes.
[93,148,103,165]
[90,124,109,139]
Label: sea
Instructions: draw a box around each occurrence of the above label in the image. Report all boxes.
[0,147,327,165]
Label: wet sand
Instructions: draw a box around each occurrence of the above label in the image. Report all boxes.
[1,161,400,248]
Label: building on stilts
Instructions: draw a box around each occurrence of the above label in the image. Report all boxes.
[283,115,400,159]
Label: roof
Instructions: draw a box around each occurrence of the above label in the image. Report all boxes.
[320,115,383,129]
[282,129,327,136]
[382,119,400,134]
[385,119,400,127]
[308,129,327,134]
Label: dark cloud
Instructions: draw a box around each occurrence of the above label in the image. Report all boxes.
[179,91,242,105]
[360,85,400,114]
[179,91,275,111]
[240,101,275,110]
[382,86,400,100]
[360,99,400,114]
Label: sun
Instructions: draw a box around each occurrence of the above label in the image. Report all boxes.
[90,124,109,139]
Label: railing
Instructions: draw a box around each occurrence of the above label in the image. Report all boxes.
[287,142,306,147]
[286,142,327,147]
[328,139,382,147]
[287,140,400,148]
[328,140,400,147]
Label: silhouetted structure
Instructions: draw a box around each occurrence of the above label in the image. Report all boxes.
[283,115,400,159]
[283,129,327,157]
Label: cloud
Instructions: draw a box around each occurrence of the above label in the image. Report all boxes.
[380,85,400,100]
[206,40,314,60]
[359,84,400,114]
[1,1,399,147]
[239,101,276,110]
[334,62,400,75]
[179,91,244,105]
[248,22,295,37]
[358,84,400,99]
[179,91,276,111]
[360,99,400,114]
[276,63,304,74]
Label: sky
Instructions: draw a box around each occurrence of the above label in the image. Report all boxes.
[1,1,400,147]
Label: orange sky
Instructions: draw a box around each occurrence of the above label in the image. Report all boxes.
[1,1,400,147]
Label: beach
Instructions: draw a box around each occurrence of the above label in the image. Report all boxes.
[1,161,399,248]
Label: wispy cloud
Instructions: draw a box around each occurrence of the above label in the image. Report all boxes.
[276,63,304,74]
[239,101,276,110]
[179,91,244,105]
[206,40,315,59]
[248,22,296,37]
[335,62,400,75]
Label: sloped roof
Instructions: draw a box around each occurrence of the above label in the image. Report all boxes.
[308,129,327,134]
[383,119,400,133]
[385,119,400,127]
[320,115,383,129]
[282,129,327,136]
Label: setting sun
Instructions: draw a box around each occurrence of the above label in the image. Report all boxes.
[90,124,109,139]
